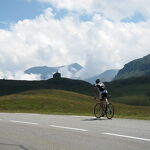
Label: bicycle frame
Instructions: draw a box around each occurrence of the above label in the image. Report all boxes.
[94,96,114,119]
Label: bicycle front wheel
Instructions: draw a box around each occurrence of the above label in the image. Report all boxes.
[106,103,114,119]
[94,103,103,118]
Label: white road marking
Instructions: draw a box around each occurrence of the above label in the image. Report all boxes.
[14,113,38,116]
[50,125,88,132]
[29,114,39,116]
[103,132,150,142]
[14,113,26,115]
[10,120,39,125]
[71,116,91,118]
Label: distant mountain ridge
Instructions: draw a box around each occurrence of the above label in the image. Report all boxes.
[25,64,119,82]
[85,69,119,84]
[115,54,150,80]
[24,63,83,80]
[24,54,150,81]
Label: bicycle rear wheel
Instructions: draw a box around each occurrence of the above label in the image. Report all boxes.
[94,103,103,118]
[106,103,114,119]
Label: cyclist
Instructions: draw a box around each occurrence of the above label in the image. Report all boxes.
[94,79,109,116]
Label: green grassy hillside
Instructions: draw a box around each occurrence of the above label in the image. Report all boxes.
[0,89,94,115]
[0,75,150,107]
[106,75,150,106]
[0,78,94,96]
[0,89,150,120]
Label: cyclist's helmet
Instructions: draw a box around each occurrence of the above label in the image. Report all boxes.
[95,79,100,84]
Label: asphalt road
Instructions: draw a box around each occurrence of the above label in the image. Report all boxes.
[0,113,149,150]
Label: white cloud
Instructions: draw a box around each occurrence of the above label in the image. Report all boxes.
[37,0,150,20]
[0,6,150,79]
[59,66,74,78]
[0,71,41,80]
[37,0,93,11]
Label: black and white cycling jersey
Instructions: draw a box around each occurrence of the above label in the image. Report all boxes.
[95,82,108,99]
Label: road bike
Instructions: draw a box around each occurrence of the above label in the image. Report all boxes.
[94,97,114,119]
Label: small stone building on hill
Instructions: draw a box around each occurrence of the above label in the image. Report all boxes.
[53,72,61,79]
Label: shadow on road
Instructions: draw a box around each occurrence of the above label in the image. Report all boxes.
[0,143,30,150]
[81,117,108,121]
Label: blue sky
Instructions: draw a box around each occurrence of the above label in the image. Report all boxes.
[0,0,94,27]
[0,0,49,29]
[121,12,146,23]
[0,0,147,29]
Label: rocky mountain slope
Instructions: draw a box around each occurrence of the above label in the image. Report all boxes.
[115,54,150,80]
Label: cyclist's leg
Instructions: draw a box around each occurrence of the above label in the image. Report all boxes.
[99,99,105,116]
[101,92,108,115]
[103,91,109,104]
